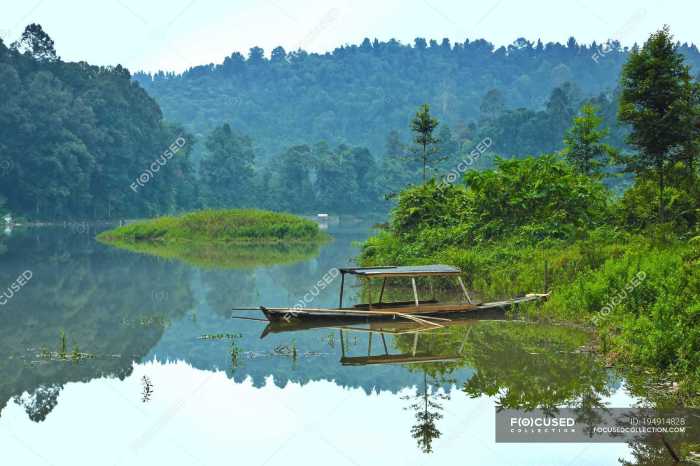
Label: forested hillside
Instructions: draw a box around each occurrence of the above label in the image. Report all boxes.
[0,25,198,219]
[4,25,700,219]
[134,37,700,157]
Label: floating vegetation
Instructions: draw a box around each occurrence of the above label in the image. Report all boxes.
[230,338,241,369]
[198,333,242,340]
[59,330,67,358]
[141,375,154,403]
[121,315,171,329]
[273,345,292,355]
[31,331,97,362]
[273,341,299,361]
[35,349,95,362]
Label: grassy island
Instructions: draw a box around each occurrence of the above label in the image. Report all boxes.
[97,209,328,244]
[97,209,329,268]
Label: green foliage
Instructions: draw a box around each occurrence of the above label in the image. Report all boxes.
[410,104,440,182]
[134,36,700,159]
[11,24,57,61]
[381,155,611,246]
[390,181,469,234]
[199,123,255,207]
[0,27,198,219]
[262,143,382,214]
[361,150,698,398]
[619,27,694,168]
[363,207,700,400]
[618,163,700,234]
[97,209,327,244]
[462,155,611,242]
[545,241,700,397]
[618,26,699,222]
[561,103,616,175]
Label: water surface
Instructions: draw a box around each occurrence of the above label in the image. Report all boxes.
[0,220,644,465]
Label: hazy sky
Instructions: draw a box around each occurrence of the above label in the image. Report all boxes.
[1,0,698,73]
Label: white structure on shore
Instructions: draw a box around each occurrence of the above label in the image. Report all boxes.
[3,215,11,235]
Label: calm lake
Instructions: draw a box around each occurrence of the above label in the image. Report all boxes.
[0,219,645,465]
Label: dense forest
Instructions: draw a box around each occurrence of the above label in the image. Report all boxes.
[0,25,199,219]
[3,24,700,219]
[134,36,700,157]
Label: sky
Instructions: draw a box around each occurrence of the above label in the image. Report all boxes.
[1,0,698,73]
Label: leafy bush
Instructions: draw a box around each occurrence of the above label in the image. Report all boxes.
[462,155,612,242]
[545,240,700,394]
[618,164,699,235]
[390,181,470,234]
[386,154,611,246]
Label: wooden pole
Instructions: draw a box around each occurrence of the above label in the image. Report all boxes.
[339,272,345,308]
[339,329,346,358]
[367,277,373,310]
[411,277,420,306]
[457,276,472,304]
[458,327,472,354]
[412,332,419,356]
[367,331,373,356]
[659,434,680,463]
[378,277,387,304]
[381,332,389,355]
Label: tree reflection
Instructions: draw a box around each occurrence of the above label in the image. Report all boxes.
[402,371,449,453]
[458,322,613,412]
[0,228,193,421]
[13,384,62,422]
[100,239,323,269]
[392,320,616,453]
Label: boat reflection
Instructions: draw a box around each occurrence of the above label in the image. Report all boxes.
[255,312,626,454]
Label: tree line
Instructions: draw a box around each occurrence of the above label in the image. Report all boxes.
[133,33,700,158]
[1,24,698,221]
[0,25,197,219]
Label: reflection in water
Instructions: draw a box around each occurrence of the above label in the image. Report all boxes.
[141,375,154,403]
[402,371,449,453]
[0,227,194,420]
[331,317,616,454]
[0,221,681,466]
[99,237,326,269]
[13,384,61,423]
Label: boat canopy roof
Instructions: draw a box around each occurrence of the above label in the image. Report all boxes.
[339,264,461,278]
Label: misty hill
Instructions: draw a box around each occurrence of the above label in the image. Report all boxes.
[134,36,700,156]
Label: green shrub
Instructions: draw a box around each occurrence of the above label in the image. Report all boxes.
[619,164,699,235]
[387,155,612,246]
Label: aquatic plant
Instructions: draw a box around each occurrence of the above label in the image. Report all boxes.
[141,375,154,403]
[58,330,66,359]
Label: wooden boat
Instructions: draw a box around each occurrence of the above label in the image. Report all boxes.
[260,264,548,325]
[258,307,509,339]
[260,311,525,367]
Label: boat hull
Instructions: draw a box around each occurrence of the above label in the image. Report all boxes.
[259,294,547,322]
